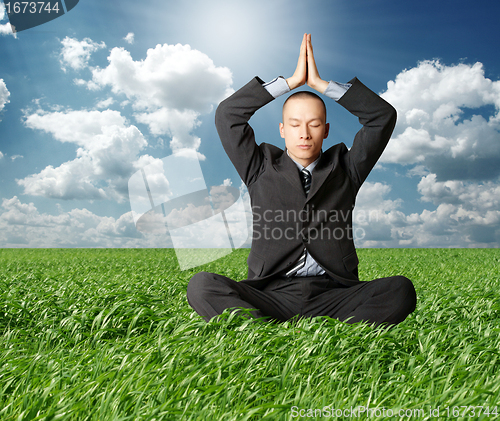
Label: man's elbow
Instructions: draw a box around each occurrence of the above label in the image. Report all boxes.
[215,98,231,127]
[215,100,229,130]
[390,104,397,121]
[387,104,397,131]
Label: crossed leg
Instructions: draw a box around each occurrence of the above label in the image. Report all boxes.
[186,272,416,326]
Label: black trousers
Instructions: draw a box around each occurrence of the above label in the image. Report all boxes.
[187,272,417,326]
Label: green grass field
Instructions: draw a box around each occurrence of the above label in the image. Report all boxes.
[1,248,499,420]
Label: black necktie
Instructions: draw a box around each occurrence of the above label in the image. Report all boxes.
[300,168,312,196]
[285,168,311,277]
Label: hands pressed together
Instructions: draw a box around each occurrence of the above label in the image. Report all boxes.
[286,34,329,93]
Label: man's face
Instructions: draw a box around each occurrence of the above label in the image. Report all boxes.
[279,97,329,168]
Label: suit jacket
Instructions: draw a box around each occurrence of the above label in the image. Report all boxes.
[215,77,397,288]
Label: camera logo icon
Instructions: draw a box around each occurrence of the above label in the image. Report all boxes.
[128,150,249,270]
[5,0,79,33]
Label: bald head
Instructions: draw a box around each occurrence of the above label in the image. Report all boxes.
[282,91,327,122]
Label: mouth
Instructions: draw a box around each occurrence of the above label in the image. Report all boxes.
[297,145,312,149]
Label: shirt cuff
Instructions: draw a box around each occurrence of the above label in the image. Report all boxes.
[263,76,290,98]
[323,81,352,101]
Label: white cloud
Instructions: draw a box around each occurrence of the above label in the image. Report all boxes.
[209,184,240,215]
[165,202,213,229]
[88,43,233,153]
[18,159,108,201]
[0,196,170,247]
[353,182,404,246]
[59,36,106,72]
[25,109,126,145]
[90,44,233,112]
[1,196,68,227]
[0,183,249,249]
[0,78,10,117]
[74,78,100,90]
[417,174,500,210]
[134,107,202,153]
[21,109,152,201]
[380,60,500,181]
[405,165,429,178]
[352,180,500,247]
[350,60,500,247]
[95,97,115,109]
[11,154,23,161]
[395,203,500,247]
[124,32,135,44]
[21,41,232,204]
[0,151,3,160]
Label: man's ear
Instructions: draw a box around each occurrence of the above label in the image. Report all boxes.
[279,122,285,139]
[323,122,330,139]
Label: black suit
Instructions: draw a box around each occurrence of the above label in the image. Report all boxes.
[187,77,417,325]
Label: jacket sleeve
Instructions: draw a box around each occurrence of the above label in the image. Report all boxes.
[215,77,275,186]
[337,77,397,192]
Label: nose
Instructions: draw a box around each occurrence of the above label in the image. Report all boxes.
[299,125,311,139]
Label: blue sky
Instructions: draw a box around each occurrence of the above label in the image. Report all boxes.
[1,0,500,248]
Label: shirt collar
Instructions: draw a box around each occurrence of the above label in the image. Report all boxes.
[286,149,322,172]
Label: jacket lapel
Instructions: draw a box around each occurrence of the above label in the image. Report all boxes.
[273,149,336,200]
[272,149,306,197]
[307,153,334,201]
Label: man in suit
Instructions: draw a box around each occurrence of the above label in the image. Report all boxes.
[187,34,416,326]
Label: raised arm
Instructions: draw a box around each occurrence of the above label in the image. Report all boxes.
[338,79,397,191]
[300,34,397,191]
[215,78,274,186]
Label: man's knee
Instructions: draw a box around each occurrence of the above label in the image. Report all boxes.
[186,271,235,305]
[186,271,212,305]
[392,275,417,314]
